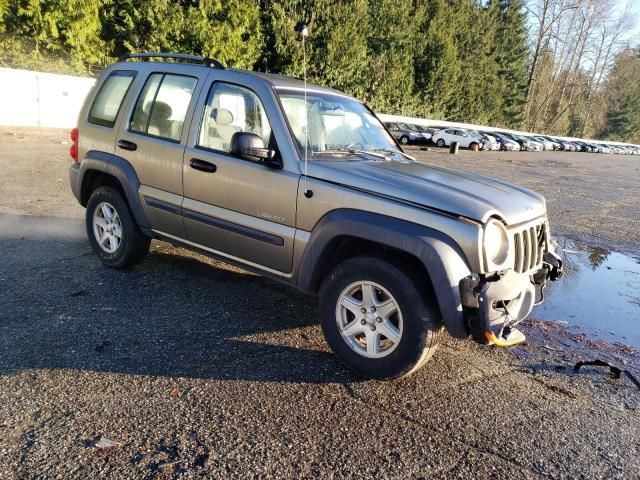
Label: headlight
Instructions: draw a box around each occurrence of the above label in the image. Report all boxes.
[484,219,509,267]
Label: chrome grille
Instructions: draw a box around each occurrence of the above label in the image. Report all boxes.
[513,222,546,273]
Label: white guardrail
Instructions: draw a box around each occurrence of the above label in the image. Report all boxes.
[0,68,95,128]
[0,67,632,146]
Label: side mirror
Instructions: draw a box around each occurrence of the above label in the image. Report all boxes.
[230,132,280,168]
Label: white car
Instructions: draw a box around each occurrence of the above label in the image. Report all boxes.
[532,136,556,151]
[432,128,483,150]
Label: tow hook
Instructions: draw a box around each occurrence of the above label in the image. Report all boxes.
[543,251,564,281]
[485,327,527,347]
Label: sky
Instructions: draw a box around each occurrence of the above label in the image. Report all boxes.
[614,0,640,43]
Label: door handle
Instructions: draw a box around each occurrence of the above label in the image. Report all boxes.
[117,139,137,151]
[190,158,217,173]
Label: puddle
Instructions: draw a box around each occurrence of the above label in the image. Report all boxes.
[532,238,640,349]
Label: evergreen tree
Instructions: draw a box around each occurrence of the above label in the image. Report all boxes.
[257,0,370,99]
[492,0,529,128]
[181,0,263,68]
[0,0,103,73]
[99,0,184,58]
[415,0,463,119]
[363,0,423,115]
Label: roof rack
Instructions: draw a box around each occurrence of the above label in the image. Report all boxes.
[118,53,225,70]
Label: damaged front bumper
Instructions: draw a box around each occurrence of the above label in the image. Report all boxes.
[460,251,564,346]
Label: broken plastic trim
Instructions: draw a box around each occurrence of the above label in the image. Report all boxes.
[574,360,640,390]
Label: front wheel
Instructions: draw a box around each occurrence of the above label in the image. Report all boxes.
[436,138,445,147]
[319,257,442,380]
[86,186,150,268]
[400,136,409,145]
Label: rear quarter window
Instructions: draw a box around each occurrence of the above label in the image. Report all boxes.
[88,70,137,128]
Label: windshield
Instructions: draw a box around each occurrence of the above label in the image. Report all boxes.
[277,88,400,160]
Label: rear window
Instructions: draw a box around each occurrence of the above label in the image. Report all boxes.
[129,73,197,142]
[88,70,136,128]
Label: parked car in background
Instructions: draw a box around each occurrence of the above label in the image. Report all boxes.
[550,139,569,151]
[521,136,544,152]
[491,132,520,151]
[498,133,537,151]
[384,122,422,145]
[410,125,438,143]
[532,136,556,151]
[608,144,623,154]
[573,141,591,153]
[595,144,611,154]
[536,136,562,150]
[432,128,483,150]
[469,131,499,151]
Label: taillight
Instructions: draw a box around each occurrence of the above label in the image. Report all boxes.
[70,127,79,162]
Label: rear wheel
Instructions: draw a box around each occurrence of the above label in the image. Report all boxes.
[436,138,445,147]
[400,136,409,145]
[319,257,442,380]
[86,186,150,268]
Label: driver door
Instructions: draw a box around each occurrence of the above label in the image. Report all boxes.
[182,80,299,273]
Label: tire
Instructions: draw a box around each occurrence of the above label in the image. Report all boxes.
[400,136,409,145]
[86,186,150,268]
[436,138,445,147]
[319,257,442,380]
[469,142,478,150]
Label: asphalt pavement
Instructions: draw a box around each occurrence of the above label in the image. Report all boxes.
[1,128,639,479]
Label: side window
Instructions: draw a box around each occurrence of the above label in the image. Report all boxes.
[198,82,272,153]
[88,70,136,128]
[129,73,197,142]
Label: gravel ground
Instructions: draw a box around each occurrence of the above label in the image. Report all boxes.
[1,128,639,479]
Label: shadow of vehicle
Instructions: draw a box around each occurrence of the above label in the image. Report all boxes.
[0,213,357,384]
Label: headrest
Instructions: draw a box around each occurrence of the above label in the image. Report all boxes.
[210,108,233,126]
[152,101,172,120]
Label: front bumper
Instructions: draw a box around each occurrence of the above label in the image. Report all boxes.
[460,251,563,345]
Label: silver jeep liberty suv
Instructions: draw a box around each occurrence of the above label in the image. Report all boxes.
[69,53,563,380]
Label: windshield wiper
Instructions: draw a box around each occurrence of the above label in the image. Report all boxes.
[312,148,390,160]
[372,148,415,162]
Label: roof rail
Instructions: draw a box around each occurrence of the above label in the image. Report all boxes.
[118,52,225,69]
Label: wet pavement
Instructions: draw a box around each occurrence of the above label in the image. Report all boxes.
[534,239,640,348]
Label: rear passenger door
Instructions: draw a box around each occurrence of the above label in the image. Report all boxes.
[115,65,209,238]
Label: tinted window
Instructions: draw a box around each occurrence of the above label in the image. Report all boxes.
[130,73,197,142]
[88,70,136,128]
[198,82,272,153]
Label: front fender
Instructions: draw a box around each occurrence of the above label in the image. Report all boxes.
[297,209,472,339]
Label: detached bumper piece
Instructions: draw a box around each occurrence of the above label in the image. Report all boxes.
[485,328,527,347]
[461,252,563,347]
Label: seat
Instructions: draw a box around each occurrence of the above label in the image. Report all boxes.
[148,102,176,139]
[207,107,240,151]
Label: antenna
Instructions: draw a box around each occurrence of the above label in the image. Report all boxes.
[295,21,312,199]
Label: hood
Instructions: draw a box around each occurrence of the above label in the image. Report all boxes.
[307,159,546,225]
